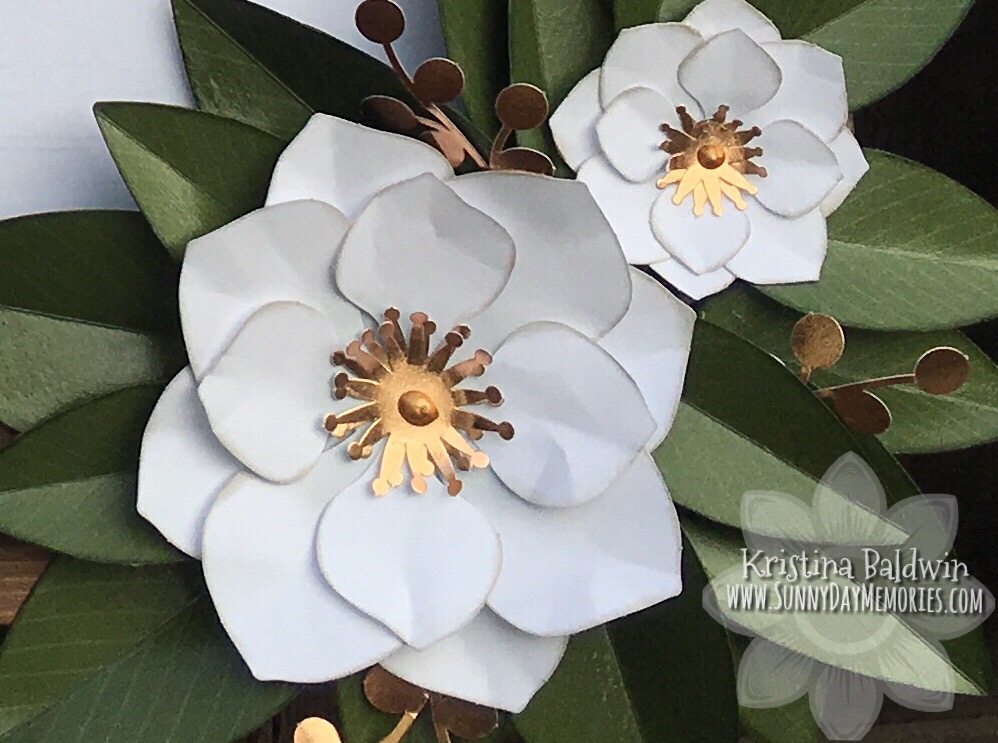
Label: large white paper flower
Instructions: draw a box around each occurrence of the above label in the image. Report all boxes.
[137,114,695,713]
[548,0,870,299]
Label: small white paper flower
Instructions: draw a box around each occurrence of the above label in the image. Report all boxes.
[549,0,870,299]
[137,114,695,713]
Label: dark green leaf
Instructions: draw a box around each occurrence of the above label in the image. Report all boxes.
[726,632,820,743]
[702,286,998,453]
[508,0,614,165]
[763,150,998,331]
[652,0,698,23]
[0,559,294,742]
[0,386,179,564]
[95,103,285,260]
[801,0,973,110]
[654,322,919,528]
[683,514,991,697]
[0,211,184,430]
[516,537,738,742]
[173,0,410,141]
[439,0,509,138]
[632,0,973,110]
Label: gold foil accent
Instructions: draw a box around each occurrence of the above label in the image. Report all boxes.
[656,104,765,216]
[790,314,971,435]
[364,667,499,743]
[295,717,343,743]
[791,312,845,382]
[355,0,552,175]
[325,309,513,496]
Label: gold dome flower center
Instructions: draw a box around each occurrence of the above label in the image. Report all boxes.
[696,144,726,169]
[656,104,767,217]
[323,309,513,497]
[398,390,439,426]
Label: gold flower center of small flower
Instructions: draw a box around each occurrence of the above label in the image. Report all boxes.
[656,104,768,217]
[323,309,513,497]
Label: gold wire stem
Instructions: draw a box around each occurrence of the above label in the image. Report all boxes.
[489,124,514,168]
[378,706,426,743]
[815,374,916,399]
[381,42,489,169]
[433,719,452,743]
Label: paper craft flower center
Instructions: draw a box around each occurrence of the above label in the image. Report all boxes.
[398,390,440,426]
[324,309,514,497]
[656,104,767,217]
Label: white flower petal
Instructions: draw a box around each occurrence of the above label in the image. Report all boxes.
[137,368,241,558]
[821,128,869,216]
[201,452,398,683]
[599,269,695,449]
[679,29,781,114]
[726,204,827,284]
[382,609,568,714]
[597,87,674,183]
[651,188,750,273]
[549,69,603,172]
[266,114,453,218]
[600,23,703,107]
[198,301,335,483]
[336,174,514,334]
[755,119,841,217]
[648,257,736,299]
[747,41,848,142]
[480,322,654,508]
[464,454,682,636]
[683,0,782,44]
[316,474,501,650]
[576,155,671,264]
[451,172,631,349]
[180,200,363,380]
[737,641,815,707]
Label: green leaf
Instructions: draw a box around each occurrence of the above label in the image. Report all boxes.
[0,386,179,564]
[172,0,410,141]
[702,286,998,454]
[801,0,973,110]
[516,537,738,742]
[654,322,919,528]
[0,211,184,431]
[726,632,820,743]
[636,0,973,110]
[95,103,285,260]
[439,0,509,138]
[508,0,614,163]
[0,559,295,742]
[762,150,998,331]
[653,0,698,23]
[683,514,991,697]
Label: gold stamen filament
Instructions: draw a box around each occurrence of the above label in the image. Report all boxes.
[656,105,766,217]
[324,309,514,496]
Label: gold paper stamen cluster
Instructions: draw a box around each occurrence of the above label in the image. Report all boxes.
[656,105,766,216]
[356,0,554,175]
[324,309,513,496]
[293,668,498,743]
[792,313,970,435]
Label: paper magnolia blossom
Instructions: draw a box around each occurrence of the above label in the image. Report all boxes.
[549,0,870,299]
[136,114,694,712]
